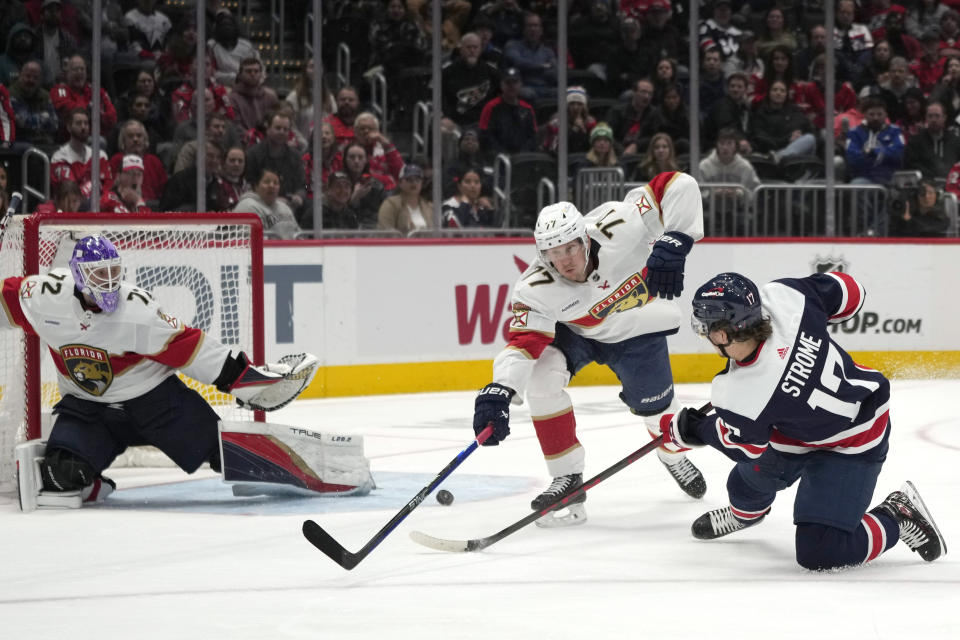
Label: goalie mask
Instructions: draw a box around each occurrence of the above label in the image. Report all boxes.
[691,272,763,337]
[69,235,124,313]
[534,202,590,279]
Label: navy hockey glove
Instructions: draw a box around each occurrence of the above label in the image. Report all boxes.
[659,407,708,453]
[645,231,695,300]
[474,383,516,446]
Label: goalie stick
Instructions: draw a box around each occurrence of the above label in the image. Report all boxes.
[410,403,714,553]
[302,425,494,570]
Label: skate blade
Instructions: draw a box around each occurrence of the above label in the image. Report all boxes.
[902,481,948,557]
[535,503,587,528]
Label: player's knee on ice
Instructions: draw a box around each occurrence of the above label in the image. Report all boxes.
[795,523,870,571]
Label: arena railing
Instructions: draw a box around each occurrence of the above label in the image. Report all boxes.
[752,183,889,237]
[406,228,534,239]
[576,167,625,213]
[942,192,959,237]
[291,230,404,240]
[21,147,50,214]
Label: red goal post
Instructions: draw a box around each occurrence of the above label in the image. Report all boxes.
[0,212,265,490]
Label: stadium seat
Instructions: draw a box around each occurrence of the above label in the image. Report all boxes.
[779,155,826,182]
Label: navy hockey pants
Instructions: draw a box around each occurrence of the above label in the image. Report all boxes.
[553,323,676,415]
[46,376,222,474]
[726,440,899,569]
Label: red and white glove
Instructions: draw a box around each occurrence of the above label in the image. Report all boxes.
[659,407,708,453]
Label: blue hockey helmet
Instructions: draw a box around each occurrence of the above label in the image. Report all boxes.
[69,235,123,313]
[690,272,763,336]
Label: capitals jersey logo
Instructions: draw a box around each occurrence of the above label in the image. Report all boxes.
[60,344,113,396]
[589,273,649,320]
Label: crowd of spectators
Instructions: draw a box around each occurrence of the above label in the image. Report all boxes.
[0,0,958,237]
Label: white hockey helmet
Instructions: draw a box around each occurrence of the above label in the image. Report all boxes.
[534,202,590,277]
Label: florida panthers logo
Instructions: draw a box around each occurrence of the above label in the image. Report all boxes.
[60,344,113,396]
[589,273,649,320]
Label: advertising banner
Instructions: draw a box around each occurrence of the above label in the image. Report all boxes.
[263,239,960,396]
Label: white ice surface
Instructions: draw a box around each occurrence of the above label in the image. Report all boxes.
[1,381,958,640]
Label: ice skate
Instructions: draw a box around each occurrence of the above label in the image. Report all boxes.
[873,481,947,562]
[531,473,587,528]
[692,505,770,540]
[662,456,707,499]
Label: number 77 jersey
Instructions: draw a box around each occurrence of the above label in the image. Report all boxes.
[705,272,891,462]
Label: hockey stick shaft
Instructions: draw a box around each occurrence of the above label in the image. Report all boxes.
[302,425,494,570]
[411,402,714,553]
[413,435,665,553]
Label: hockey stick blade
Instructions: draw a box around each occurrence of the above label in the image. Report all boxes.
[302,425,494,569]
[410,435,666,553]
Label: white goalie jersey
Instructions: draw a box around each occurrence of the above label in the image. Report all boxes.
[1,268,232,403]
[494,171,704,399]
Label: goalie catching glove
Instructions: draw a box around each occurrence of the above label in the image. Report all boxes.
[216,351,319,411]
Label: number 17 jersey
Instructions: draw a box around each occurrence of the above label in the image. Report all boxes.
[701,272,891,463]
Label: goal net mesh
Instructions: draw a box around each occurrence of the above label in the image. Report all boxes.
[0,213,263,491]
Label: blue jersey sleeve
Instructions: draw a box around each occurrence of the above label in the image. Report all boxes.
[774,272,865,324]
[692,408,771,463]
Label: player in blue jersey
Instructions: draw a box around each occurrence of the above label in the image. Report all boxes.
[659,271,946,570]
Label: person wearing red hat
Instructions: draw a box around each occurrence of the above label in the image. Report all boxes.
[100,154,151,213]
[100,154,150,212]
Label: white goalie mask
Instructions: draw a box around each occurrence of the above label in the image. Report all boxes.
[534,202,590,279]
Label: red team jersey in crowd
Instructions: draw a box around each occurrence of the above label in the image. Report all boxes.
[0,269,230,403]
[49,84,118,134]
[108,153,168,202]
[50,146,115,198]
[0,85,15,143]
[492,171,704,397]
[98,191,152,214]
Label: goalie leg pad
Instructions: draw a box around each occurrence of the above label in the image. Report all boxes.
[16,440,45,512]
[16,442,113,511]
[218,421,374,496]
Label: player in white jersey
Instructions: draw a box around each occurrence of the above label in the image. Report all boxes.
[1,235,317,507]
[473,171,707,524]
[660,272,946,568]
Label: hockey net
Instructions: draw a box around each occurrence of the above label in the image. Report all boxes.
[0,212,264,492]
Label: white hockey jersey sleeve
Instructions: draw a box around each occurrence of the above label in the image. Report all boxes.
[623,171,705,242]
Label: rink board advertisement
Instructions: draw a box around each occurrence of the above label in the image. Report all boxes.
[262,239,960,397]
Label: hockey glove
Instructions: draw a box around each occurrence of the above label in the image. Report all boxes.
[659,407,708,453]
[216,351,320,411]
[644,231,695,300]
[474,383,515,446]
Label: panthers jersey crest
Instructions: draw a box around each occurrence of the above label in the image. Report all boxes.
[60,344,113,396]
[589,273,649,320]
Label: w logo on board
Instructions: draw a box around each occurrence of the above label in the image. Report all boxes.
[777,348,789,359]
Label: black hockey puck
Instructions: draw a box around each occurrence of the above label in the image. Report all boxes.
[436,489,454,506]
